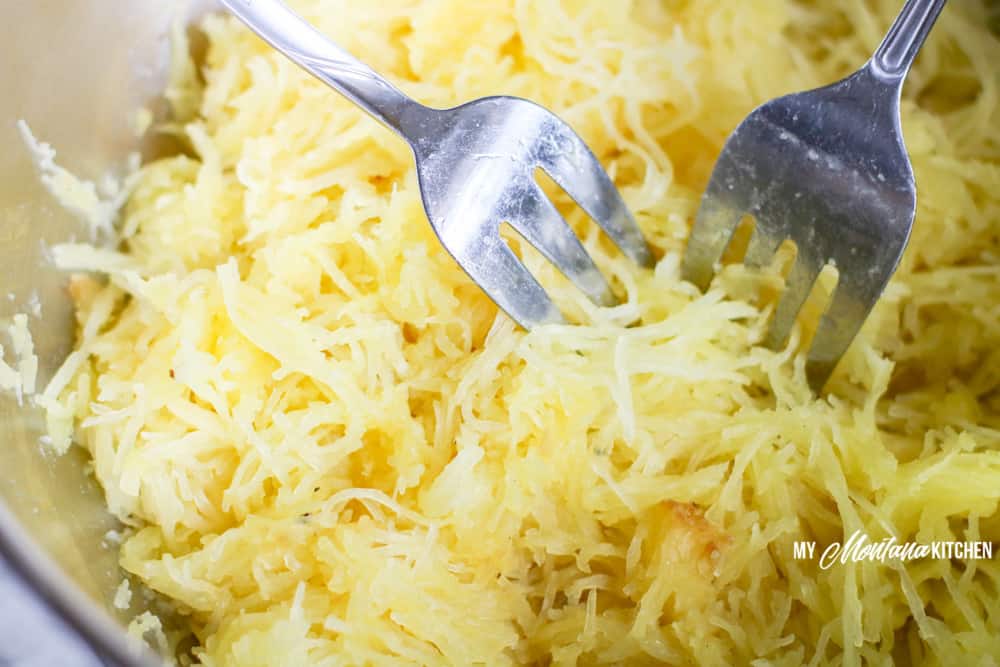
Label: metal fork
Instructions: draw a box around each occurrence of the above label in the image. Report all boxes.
[220,0,653,327]
[682,0,946,391]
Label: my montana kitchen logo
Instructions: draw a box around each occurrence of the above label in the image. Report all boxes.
[793,531,994,570]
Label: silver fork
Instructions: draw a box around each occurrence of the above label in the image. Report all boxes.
[220,0,653,328]
[682,0,946,391]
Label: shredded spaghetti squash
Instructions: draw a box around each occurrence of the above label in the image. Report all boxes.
[43,0,1000,664]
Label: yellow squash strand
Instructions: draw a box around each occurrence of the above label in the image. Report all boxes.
[45,0,1000,664]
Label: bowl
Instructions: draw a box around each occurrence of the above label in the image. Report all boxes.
[0,2,216,664]
[4,3,999,665]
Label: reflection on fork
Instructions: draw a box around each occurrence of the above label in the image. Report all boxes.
[221,0,654,329]
[683,0,947,391]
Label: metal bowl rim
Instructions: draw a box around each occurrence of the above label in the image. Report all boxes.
[0,501,155,667]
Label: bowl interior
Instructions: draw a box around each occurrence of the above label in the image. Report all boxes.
[0,1,217,663]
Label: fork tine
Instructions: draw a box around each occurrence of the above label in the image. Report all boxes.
[506,190,616,307]
[681,196,744,290]
[804,275,879,390]
[535,135,654,269]
[452,232,565,329]
[743,229,783,269]
[764,257,822,349]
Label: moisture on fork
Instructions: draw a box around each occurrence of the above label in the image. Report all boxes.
[408,97,654,328]
[222,0,654,330]
[682,0,946,391]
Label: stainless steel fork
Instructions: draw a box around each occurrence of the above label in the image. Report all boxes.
[682,0,946,390]
[220,0,653,328]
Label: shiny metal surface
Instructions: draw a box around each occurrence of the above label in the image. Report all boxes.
[0,556,103,666]
[0,1,985,665]
[221,0,653,328]
[0,2,216,665]
[682,0,946,390]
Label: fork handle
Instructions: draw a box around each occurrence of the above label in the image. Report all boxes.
[870,0,948,81]
[219,0,429,139]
